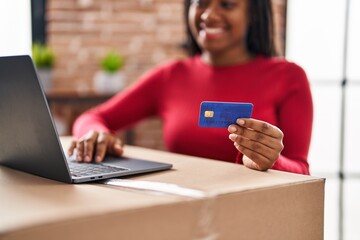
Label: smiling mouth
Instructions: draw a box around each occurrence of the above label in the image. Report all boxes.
[204,27,224,34]
[199,25,226,39]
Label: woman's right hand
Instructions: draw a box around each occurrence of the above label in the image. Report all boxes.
[68,130,124,163]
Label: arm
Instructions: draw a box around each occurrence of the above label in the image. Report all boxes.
[271,65,313,174]
[229,64,313,175]
[70,66,166,162]
[73,70,164,138]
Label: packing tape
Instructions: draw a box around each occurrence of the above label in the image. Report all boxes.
[102,178,208,199]
[101,179,219,240]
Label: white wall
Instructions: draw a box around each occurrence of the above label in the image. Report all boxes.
[0,0,32,56]
[287,0,360,239]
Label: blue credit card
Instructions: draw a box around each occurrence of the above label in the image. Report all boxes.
[198,101,253,128]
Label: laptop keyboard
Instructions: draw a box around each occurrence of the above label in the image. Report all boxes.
[68,161,129,177]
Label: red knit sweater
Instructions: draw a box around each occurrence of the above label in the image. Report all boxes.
[73,55,313,175]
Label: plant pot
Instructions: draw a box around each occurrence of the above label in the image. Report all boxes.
[93,71,125,94]
[37,68,53,92]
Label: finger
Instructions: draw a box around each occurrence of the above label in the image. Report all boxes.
[230,134,280,162]
[83,131,99,162]
[242,154,273,171]
[234,142,274,171]
[94,132,109,163]
[236,118,283,139]
[68,139,77,156]
[76,140,84,162]
[109,138,124,157]
[228,124,282,150]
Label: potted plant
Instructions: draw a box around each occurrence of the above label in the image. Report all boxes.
[32,42,55,92]
[94,50,126,94]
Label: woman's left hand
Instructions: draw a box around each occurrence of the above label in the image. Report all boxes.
[228,118,284,171]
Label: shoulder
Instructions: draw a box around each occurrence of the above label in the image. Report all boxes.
[257,56,311,95]
[141,57,198,81]
[154,56,198,72]
[255,56,309,88]
[259,56,307,77]
[135,57,198,87]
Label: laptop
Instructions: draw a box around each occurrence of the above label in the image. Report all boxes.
[0,55,172,183]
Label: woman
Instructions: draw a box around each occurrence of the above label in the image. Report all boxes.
[69,0,313,174]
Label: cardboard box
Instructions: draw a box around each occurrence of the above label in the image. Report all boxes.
[0,137,325,240]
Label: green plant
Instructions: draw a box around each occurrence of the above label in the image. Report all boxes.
[32,43,55,68]
[100,50,125,73]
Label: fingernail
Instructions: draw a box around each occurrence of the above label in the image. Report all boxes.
[237,119,245,125]
[228,126,237,133]
[96,156,102,163]
[229,134,237,141]
[84,156,91,162]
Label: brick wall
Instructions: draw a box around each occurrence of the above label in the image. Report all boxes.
[272,0,287,56]
[47,0,286,149]
[47,0,186,91]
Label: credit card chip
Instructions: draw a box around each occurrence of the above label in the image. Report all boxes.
[204,111,214,118]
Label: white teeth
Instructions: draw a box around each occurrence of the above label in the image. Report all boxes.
[205,28,224,34]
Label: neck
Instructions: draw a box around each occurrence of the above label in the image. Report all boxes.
[201,50,255,66]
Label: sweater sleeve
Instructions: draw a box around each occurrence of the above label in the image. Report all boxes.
[236,63,313,175]
[272,63,313,175]
[271,154,310,175]
[72,66,165,139]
